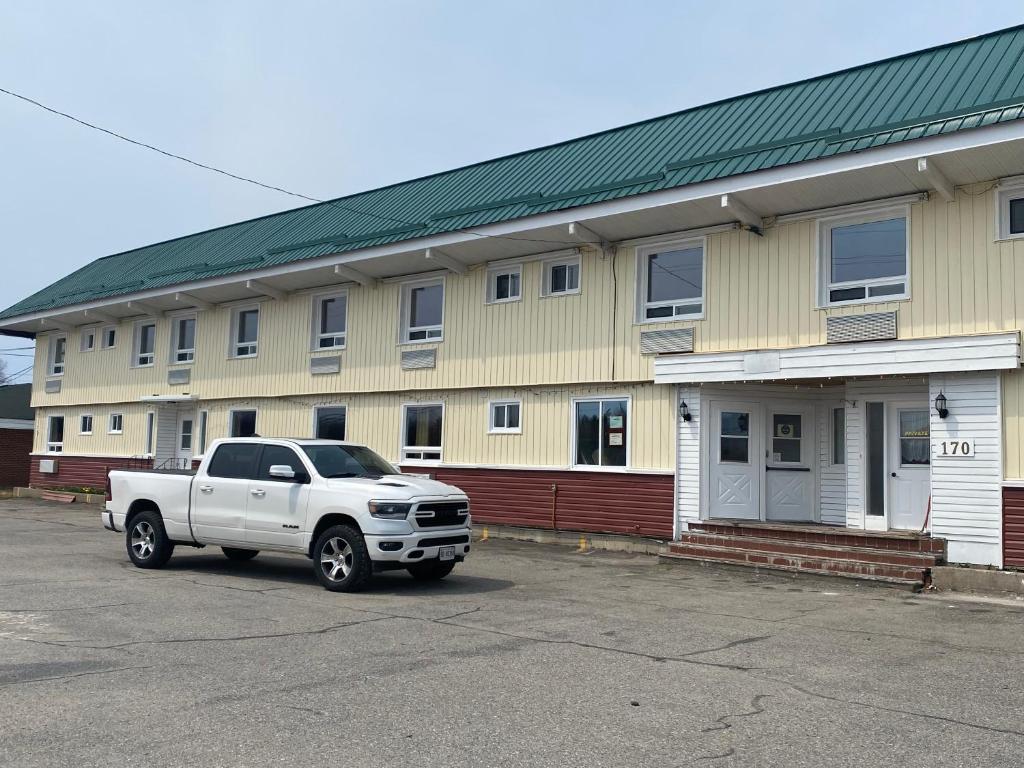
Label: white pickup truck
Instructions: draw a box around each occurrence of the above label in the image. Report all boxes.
[103,438,472,591]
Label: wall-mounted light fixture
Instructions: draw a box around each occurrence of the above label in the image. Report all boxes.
[680,400,692,422]
[934,391,949,419]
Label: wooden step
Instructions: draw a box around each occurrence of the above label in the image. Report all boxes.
[673,532,940,568]
[689,521,945,556]
[40,491,76,504]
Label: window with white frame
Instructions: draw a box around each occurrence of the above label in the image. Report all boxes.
[79,414,93,435]
[573,398,628,468]
[997,184,1024,239]
[48,335,67,377]
[231,306,260,358]
[314,406,347,440]
[542,256,580,296]
[832,407,846,465]
[489,401,521,433]
[80,328,96,352]
[486,266,522,303]
[108,413,124,434]
[101,326,117,349]
[637,239,704,320]
[819,207,909,305]
[47,415,65,453]
[172,315,196,363]
[197,411,208,454]
[133,322,157,367]
[229,409,258,438]
[401,280,443,343]
[402,403,443,461]
[313,292,347,350]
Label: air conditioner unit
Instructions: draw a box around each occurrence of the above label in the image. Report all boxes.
[39,459,58,474]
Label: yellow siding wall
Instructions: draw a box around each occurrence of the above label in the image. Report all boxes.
[1004,369,1024,480]
[34,382,676,471]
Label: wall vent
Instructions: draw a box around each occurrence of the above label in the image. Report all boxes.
[310,355,342,375]
[168,368,191,385]
[39,459,57,474]
[401,348,436,370]
[640,328,695,355]
[44,379,61,394]
[826,311,898,344]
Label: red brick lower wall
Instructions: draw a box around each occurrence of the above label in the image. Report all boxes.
[0,428,33,488]
[1003,486,1024,568]
[401,465,675,538]
[29,454,153,492]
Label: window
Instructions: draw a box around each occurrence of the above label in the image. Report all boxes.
[489,401,521,433]
[256,445,307,482]
[998,186,1024,239]
[172,316,196,363]
[638,239,704,320]
[229,409,258,438]
[179,419,193,452]
[48,335,67,377]
[197,411,208,455]
[401,280,443,342]
[313,293,347,350]
[314,406,347,440]
[899,409,930,466]
[80,329,96,352]
[207,443,260,479]
[542,256,580,296]
[133,322,156,367]
[231,306,260,358]
[302,444,397,479]
[820,208,908,305]
[771,414,801,463]
[832,407,846,465]
[486,266,522,303]
[402,404,443,461]
[46,416,64,453]
[108,413,124,435]
[574,398,628,467]
[101,326,117,349]
[79,414,93,435]
[144,412,155,455]
[719,411,750,464]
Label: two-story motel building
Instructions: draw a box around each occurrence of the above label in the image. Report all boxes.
[5,26,1024,578]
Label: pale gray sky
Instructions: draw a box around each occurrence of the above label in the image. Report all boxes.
[2,1,1022,382]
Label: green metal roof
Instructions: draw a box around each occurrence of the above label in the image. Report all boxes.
[5,24,1024,322]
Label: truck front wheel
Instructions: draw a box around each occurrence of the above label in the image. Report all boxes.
[126,511,174,569]
[313,525,371,592]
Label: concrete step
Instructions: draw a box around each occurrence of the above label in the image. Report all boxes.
[673,532,940,568]
[689,521,945,556]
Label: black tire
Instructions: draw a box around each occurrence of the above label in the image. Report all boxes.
[312,524,372,592]
[407,560,456,581]
[222,547,259,561]
[126,510,174,569]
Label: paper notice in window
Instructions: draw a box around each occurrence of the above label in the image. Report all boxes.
[609,432,623,446]
[609,416,623,429]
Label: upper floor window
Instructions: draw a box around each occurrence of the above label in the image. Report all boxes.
[819,207,908,306]
[133,322,156,367]
[231,306,260,358]
[46,415,64,453]
[101,326,117,349]
[313,292,347,350]
[997,184,1024,240]
[47,335,67,377]
[542,256,580,297]
[172,316,196,364]
[637,239,704,321]
[401,279,443,343]
[486,266,522,304]
[402,403,443,462]
[80,328,96,352]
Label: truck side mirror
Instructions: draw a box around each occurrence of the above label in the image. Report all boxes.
[268,465,296,480]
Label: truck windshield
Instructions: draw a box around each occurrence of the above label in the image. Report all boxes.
[302,444,398,479]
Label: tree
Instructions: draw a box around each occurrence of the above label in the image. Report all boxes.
[0,359,7,384]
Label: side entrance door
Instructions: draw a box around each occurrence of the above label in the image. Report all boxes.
[765,406,816,522]
[192,442,259,543]
[887,403,931,530]
[708,402,761,520]
[176,411,194,468]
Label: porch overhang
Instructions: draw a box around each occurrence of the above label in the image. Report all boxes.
[653,331,1021,384]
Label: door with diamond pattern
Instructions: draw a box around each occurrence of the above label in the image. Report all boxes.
[708,402,761,520]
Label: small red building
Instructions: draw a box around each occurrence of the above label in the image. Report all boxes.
[0,383,33,488]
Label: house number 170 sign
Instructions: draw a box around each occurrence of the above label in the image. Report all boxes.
[933,439,975,457]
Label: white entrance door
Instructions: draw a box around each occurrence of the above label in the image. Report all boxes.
[765,406,815,522]
[708,402,760,520]
[176,412,195,467]
[888,403,930,530]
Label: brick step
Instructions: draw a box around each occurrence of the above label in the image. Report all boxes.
[689,521,945,556]
[660,542,931,587]
[673,533,940,568]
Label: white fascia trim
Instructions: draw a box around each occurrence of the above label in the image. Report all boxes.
[0,418,33,430]
[774,193,928,225]
[6,120,1024,328]
[397,460,674,475]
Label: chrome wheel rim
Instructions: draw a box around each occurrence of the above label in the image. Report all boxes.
[131,521,155,559]
[320,537,353,582]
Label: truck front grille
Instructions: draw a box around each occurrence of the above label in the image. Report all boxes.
[414,501,469,528]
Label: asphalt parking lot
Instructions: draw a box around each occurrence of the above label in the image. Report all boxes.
[1,498,1023,767]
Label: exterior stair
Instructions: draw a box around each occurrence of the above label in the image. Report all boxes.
[660,520,945,589]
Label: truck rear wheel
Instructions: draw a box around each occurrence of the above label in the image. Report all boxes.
[407,560,456,581]
[126,511,174,569]
[222,547,259,561]
[313,524,371,592]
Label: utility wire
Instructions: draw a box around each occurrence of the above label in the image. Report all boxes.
[0,85,586,251]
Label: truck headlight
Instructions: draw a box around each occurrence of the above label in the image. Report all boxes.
[368,501,412,520]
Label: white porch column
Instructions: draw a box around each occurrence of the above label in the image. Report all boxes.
[675,385,701,534]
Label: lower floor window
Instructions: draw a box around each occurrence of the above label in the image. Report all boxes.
[230,409,258,438]
[315,406,347,441]
[899,409,930,466]
[79,415,94,435]
[574,398,628,467]
[47,416,65,453]
[109,413,124,434]
[403,404,442,461]
[489,401,521,433]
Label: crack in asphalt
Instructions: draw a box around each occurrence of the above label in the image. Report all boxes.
[700,694,770,732]
[691,747,736,763]
[0,665,153,689]
[0,602,137,614]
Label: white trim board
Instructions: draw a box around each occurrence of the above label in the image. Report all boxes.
[654,332,1020,384]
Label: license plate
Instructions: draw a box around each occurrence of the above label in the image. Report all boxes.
[439,546,456,561]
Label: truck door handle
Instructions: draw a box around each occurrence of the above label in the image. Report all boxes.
[250,489,266,497]
[199,485,214,493]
